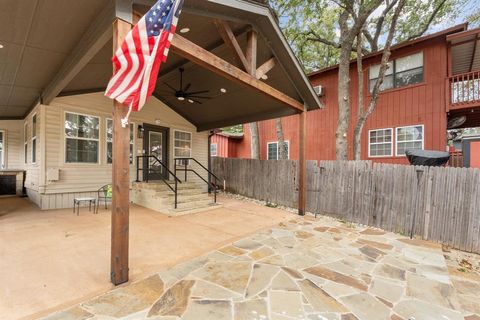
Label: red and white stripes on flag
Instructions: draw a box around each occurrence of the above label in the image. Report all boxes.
[105,0,183,121]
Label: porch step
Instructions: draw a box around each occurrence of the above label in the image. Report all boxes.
[131,181,220,215]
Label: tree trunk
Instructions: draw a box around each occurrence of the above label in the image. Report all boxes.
[352,0,406,160]
[275,118,288,159]
[336,28,354,160]
[354,31,364,160]
[249,122,260,159]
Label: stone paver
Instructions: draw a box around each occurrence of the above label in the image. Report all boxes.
[43,209,480,320]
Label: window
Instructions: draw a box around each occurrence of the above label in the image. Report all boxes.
[31,114,37,163]
[396,125,424,156]
[174,130,192,165]
[0,130,4,169]
[368,128,393,157]
[106,119,134,164]
[369,62,394,92]
[369,52,423,92]
[267,141,290,160]
[24,123,28,164]
[65,112,100,163]
[210,143,218,157]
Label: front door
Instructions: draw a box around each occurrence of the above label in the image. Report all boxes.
[143,124,169,181]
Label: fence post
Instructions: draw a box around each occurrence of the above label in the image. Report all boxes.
[410,168,425,239]
[423,170,434,240]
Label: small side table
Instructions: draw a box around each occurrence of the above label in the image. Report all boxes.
[73,197,97,215]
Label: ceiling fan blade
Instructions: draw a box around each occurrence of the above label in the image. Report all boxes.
[183,83,191,92]
[187,95,212,99]
[163,82,178,92]
[186,90,210,95]
[190,99,202,104]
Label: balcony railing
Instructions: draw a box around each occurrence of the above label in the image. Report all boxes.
[448,71,480,109]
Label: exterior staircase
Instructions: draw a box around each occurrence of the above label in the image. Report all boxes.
[131,181,220,215]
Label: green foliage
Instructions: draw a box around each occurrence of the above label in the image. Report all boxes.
[268,0,468,71]
[268,0,340,71]
[221,124,243,134]
[393,0,464,43]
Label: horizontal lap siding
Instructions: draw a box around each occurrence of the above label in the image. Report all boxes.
[0,120,23,169]
[43,93,208,201]
[23,107,41,193]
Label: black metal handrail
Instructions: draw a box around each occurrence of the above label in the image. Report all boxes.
[136,155,182,208]
[174,157,221,204]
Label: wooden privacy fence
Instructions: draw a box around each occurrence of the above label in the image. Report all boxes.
[211,157,480,254]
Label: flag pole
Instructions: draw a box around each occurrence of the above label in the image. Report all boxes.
[111,17,132,286]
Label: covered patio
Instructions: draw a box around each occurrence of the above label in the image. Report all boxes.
[1,0,321,289]
[0,195,292,319]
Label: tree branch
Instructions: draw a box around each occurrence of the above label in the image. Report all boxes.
[303,30,370,55]
[406,0,448,41]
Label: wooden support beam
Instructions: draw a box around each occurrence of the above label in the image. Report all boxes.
[170,34,304,112]
[214,19,250,73]
[246,30,257,76]
[298,110,307,216]
[111,18,132,286]
[41,2,114,104]
[256,57,276,79]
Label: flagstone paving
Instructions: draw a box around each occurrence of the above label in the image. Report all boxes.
[43,214,480,320]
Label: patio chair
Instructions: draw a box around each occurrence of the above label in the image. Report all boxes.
[96,184,112,213]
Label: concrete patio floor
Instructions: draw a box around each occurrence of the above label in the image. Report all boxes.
[41,205,480,320]
[0,195,292,320]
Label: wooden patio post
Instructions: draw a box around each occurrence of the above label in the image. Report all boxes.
[111,18,131,286]
[298,110,307,215]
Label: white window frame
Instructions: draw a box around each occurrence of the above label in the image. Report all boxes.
[31,113,37,164]
[64,111,100,164]
[210,143,218,157]
[174,129,192,159]
[0,130,5,169]
[369,51,424,93]
[395,124,424,157]
[24,122,28,164]
[368,128,393,158]
[267,141,290,160]
[106,118,135,165]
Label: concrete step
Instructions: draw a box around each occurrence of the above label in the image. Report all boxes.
[133,181,201,191]
[131,181,216,215]
[164,193,211,204]
[179,199,212,209]
[174,199,216,211]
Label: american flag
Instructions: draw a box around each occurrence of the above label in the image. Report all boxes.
[105,0,184,114]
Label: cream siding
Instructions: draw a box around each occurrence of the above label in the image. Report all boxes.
[23,105,42,195]
[35,93,208,209]
[0,120,23,169]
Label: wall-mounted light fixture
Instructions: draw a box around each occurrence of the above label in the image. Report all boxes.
[137,125,144,139]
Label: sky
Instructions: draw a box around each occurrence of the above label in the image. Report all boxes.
[431,0,480,31]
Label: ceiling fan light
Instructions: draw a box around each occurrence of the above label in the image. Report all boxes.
[177,96,185,101]
[188,99,194,103]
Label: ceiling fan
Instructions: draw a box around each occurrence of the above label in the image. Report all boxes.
[162,68,211,104]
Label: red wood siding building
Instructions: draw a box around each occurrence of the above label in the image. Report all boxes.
[225,24,480,165]
[210,132,246,158]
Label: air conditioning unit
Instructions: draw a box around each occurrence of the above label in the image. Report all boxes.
[313,85,324,96]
